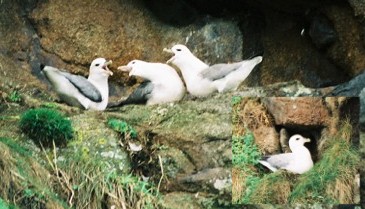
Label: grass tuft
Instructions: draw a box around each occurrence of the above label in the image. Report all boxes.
[19,108,73,147]
[49,151,162,209]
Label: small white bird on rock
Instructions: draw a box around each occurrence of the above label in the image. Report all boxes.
[41,58,113,111]
[109,60,185,106]
[259,134,313,174]
[164,44,263,97]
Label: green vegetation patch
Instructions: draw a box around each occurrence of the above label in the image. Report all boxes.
[0,138,31,156]
[0,139,68,209]
[7,90,22,103]
[231,96,242,106]
[0,197,18,209]
[232,131,261,168]
[19,108,73,147]
[108,118,137,139]
[232,131,263,204]
[51,152,162,209]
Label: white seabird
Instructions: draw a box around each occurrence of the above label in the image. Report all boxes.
[163,44,263,97]
[259,134,313,174]
[41,58,113,111]
[109,60,185,106]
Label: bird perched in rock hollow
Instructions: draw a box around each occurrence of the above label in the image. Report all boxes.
[108,60,185,106]
[163,44,263,97]
[259,134,313,174]
[41,58,113,111]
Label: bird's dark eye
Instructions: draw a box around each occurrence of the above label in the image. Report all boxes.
[132,61,136,64]
[296,138,300,141]
[95,64,100,66]
[176,48,182,51]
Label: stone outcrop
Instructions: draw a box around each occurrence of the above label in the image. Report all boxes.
[262,97,329,127]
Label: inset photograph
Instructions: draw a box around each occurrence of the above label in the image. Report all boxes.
[232,97,361,205]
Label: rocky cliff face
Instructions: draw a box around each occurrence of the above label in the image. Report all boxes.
[2,0,365,91]
[1,0,365,208]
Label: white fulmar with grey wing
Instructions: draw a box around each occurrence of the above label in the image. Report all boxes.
[259,134,313,174]
[164,44,263,97]
[41,58,113,111]
[116,60,185,105]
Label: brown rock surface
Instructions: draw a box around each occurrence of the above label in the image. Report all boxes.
[30,0,243,76]
[262,97,329,127]
[325,5,365,76]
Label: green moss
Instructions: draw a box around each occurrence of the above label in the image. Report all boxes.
[19,108,73,147]
[232,131,264,204]
[241,174,261,203]
[108,118,137,139]
[231,96,242,106]
[232,131,261,168]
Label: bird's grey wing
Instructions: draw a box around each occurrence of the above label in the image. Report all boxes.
[60,71,102,102]
[200,62,243,81]
[108,81,153,107]
[329,72,365,96]
[263,153,294,169]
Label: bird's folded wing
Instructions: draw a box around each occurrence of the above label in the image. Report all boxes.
[60,72,102,102]
[263,153,294,169]
[108,81,154,107]
[200,62,243,81]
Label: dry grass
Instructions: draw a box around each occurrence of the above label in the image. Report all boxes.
[235,98,273,132]
[0,142,19,201]
[0,139,66,209]
[232,167,247,203]
[45,144,161,209]
[248,171,295,204]
[0,137,162,209]
[326,174,355,203]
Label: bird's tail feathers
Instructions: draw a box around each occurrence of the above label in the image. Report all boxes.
[259,160,278,172]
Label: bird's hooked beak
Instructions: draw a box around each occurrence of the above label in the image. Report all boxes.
[117,65,132,72]
[103,60,113,76]
[304,138,311,143]
[163,48,175,64]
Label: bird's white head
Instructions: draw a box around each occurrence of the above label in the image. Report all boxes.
[164,44,193,64]
[288,134,311,151]
[117,60,144,76]
[89,58,113,77]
